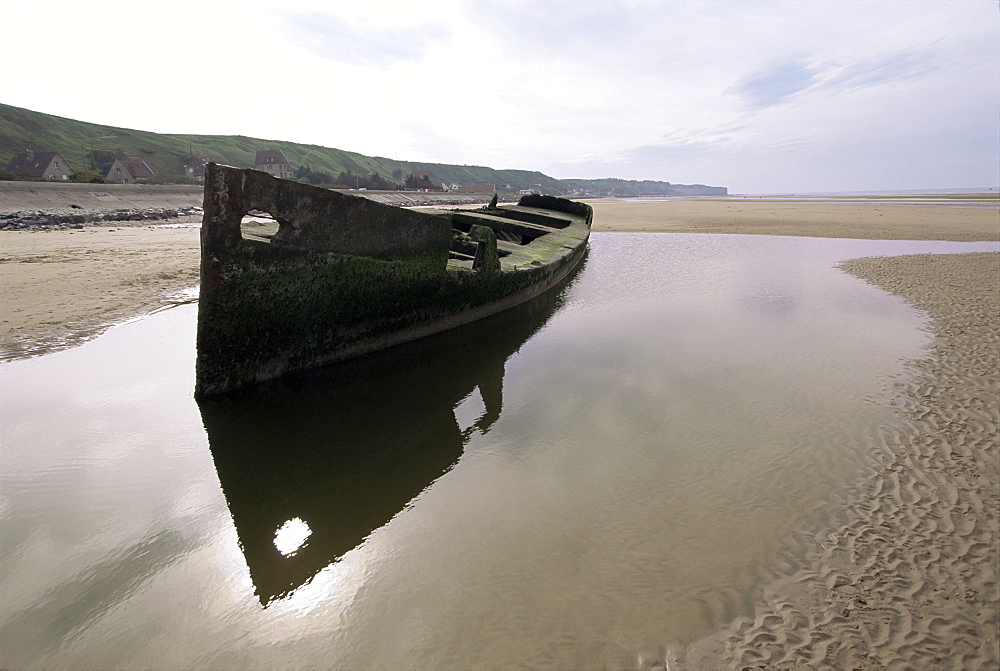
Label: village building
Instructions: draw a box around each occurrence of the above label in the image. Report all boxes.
[184,157,208,183]
[106,157,156,184]
[5,151,72,180]
[254,150,294,179]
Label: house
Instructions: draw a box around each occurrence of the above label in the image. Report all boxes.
[5,151,72,180]
[106,157,156,184]
[254,150,294,179]
[183,157,208,183]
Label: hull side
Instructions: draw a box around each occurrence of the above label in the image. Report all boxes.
[195,164,591,397]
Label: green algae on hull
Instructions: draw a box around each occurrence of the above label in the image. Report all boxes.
[195,164,592,397]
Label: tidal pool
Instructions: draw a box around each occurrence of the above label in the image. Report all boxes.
[1,233,996,667]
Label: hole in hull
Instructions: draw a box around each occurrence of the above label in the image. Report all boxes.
[240,210,280,243]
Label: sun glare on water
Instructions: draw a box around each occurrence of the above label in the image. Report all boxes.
[274,517,313,557]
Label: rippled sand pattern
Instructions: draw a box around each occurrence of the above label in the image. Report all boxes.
[687,252,999,668]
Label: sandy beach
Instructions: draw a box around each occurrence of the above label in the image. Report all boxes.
[0,223,202,360]
[588,194,999,240]
[1,191,997,667]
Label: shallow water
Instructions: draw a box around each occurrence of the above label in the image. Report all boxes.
[1,233,996,667]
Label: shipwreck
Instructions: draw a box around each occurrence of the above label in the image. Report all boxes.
[195,163,592,397]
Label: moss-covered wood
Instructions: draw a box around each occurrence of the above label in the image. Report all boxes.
[196,164,592,397]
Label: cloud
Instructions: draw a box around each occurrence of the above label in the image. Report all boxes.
[727,60,818,109]
[464,0,640,53]
[820,46,938,91]
[5,0,995,194]
[281,11,449,67]
[728,45,940,111]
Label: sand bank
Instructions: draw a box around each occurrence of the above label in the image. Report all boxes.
[588,195,999,240]
[686,252,999,668]
[0,225,201,360]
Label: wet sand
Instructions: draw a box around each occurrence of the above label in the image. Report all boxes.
[686,252,999,668]
[1,194,998,667]
[0,224,201,360]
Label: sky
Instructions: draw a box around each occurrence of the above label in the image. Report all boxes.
[4,0,998,194]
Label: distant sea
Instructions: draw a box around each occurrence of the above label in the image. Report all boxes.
[738,187,998,197]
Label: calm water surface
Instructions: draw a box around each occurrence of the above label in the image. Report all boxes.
[2,233,996,667]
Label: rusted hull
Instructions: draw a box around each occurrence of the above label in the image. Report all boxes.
[195,163,592,397]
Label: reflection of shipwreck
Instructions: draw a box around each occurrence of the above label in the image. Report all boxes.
[198,276,578,605]
[195,163,592,397]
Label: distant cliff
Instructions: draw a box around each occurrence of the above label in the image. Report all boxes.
[562,178,727,197]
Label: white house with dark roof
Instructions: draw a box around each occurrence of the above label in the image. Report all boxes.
[106,157,156,184]
[254,150,294,179]
[184,157,208,183]
[5,151,71,180]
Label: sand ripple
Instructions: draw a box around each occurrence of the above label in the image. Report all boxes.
[686,252,999,669]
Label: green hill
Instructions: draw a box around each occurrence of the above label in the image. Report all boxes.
[0,103,726,196]
[0,103,565,193]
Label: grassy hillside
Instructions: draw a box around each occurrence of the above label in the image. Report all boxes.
[0,103,726,195]
[0,104,565,193]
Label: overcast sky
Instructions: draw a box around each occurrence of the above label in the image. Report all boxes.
[5,0,998,193]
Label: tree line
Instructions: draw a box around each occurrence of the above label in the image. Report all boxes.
[295,165,443,191]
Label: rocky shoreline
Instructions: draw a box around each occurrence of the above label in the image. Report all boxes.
[0,206,204,231]
[0,182,502,232]
[0,195,504,231]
